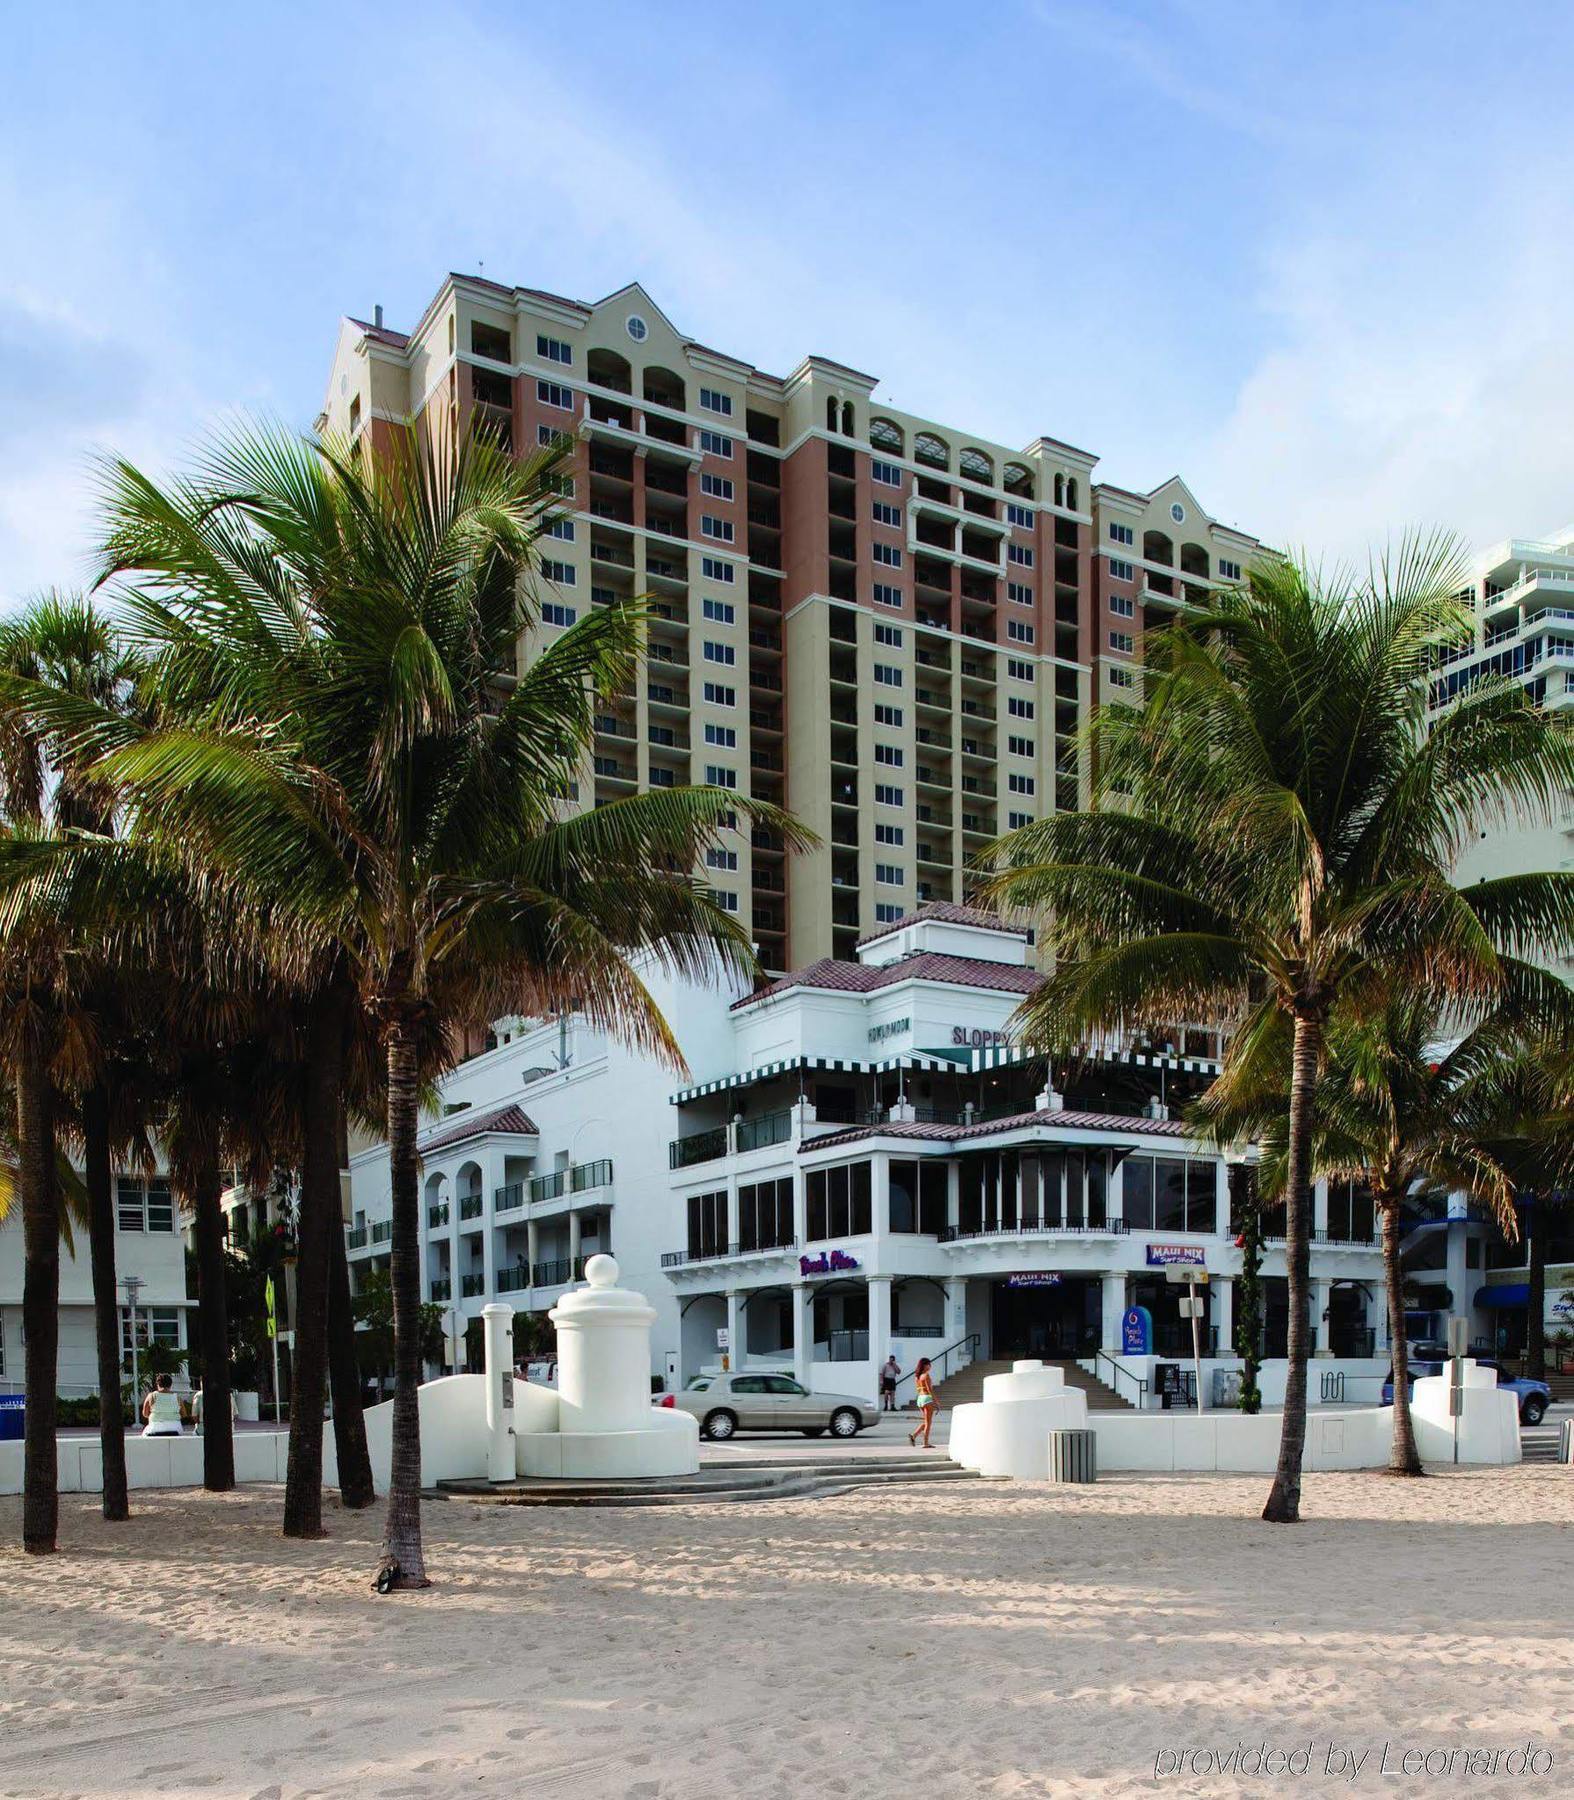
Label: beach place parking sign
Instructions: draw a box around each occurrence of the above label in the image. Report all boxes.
[1146,1244,1206,1268]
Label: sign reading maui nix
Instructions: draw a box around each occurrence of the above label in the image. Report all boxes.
[1146,1244,1207,1268]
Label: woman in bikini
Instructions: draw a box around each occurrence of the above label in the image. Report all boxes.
[908,1356,936,1448]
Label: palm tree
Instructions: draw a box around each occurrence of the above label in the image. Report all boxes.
[1198,991,1574,1473]
[84,419,809,1584]
[0,595,150,1526]
[984,536,1574,1521]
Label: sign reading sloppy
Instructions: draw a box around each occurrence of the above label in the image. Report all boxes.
[950,1026,1010,1047]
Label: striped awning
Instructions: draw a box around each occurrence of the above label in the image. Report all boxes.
[967,1042,1222,1077]
[670,1051,961,1105]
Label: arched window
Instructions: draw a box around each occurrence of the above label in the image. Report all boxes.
[869,417,905,455]
[841,400,854,436]
[1065,477,1077,510]
[1004,462,1034,500]
[642,365,686,411]
[587,348,632,395]
[826,396,838,432]
[960,447,994,485]
[1053,473,1065,507]
[914,431,949,471]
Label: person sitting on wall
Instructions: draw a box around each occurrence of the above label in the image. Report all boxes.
[141,1373,186,1436]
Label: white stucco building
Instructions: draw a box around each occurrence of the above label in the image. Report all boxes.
[0,1171,191,1398]
[347,906,1398,1406]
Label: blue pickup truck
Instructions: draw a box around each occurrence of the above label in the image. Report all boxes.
[1382,1358,1551,1425]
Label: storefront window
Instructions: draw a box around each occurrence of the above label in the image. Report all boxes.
[687,1189,727,1258]
[1122,1156,1216,1233]
[1326,1179,1375,1243]
[738,1177,792,1251]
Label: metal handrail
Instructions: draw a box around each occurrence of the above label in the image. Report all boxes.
[1094,1349,1149,1409]
[892,1332,980,1402]
[941,1218,1127,1241]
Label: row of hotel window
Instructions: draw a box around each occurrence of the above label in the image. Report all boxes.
[678,1154,1327,1255]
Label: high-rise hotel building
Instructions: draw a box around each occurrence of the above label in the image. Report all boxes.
[319,275,1261,970]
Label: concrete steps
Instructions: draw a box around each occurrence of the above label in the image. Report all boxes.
[432,1453,981,1508]
[929,1357,1133,1412]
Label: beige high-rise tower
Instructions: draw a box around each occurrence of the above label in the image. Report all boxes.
[320,274,1261,970]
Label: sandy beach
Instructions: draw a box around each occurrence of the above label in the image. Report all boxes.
[3,1466,1571,1798]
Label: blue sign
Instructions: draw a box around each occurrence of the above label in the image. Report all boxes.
[1146,1243,1206,1268]
[1122,1306,1153,1355]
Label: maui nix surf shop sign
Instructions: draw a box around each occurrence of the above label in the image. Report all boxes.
[1146,1244,1207,1268]
[1005,1272,1062,1288]
[800,1249,861,1276]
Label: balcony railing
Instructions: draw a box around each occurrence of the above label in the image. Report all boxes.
[371,1220,392,1245]
[571,1157,614,1193]
[939,1219,1128,1242]
[427,1202,449,1228]
[459,1193,483,1221]
[533,1256,586,1288]
[346,1225,368,1249]
[660,1234,797,1269]
[497,1266,531,1294]
[430,1278,451,1301]
[460,1272,486,1297]
[670,1126,727,1169]
[494,1183,525,1214]
[736,1110,792,1153]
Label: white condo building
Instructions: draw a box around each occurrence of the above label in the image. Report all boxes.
[347,906,1398,1406]
[0,1171,191,1397]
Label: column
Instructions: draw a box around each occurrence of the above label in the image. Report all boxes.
[481,1175,499,1301]
[481,1303,515,1482]
[727,1177,740,1254]
[1312,1178,1329,1239]
[791,1283,814,1385]
[568,1209,582,1277]
[868,1275,893,1382]
[943,1276,969,1347]
[726,1289,744,1372]
[1101,1273,1128,1354]
[1308,1276,1328,1357]
[526,1216,540,1292]
[871,1158,890,1241]
[1213,1275,1234,1361]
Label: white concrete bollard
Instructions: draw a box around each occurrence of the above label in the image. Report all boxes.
[550,1255,656,1433]
[481,1303,516,1482]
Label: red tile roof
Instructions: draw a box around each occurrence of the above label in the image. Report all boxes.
[856,901,1027,948]
[348,316,411,350]
[419,1102,538,1154]
[733,950,1042,1011]
[802,1107,1186,1152]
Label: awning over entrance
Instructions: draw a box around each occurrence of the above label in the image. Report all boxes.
[1476,1283,1530,1307]
[669,1051,960,1105]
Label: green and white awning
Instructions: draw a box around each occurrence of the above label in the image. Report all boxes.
[967,1043,1221,1077]
[670,1051,960,1105]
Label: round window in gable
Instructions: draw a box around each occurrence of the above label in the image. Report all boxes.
[626,314,649,342]
[1170,502,1185,524]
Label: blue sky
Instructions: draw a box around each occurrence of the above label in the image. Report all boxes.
[6,0,1574,601]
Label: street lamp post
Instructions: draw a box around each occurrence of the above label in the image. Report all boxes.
[121,1273,145,1416]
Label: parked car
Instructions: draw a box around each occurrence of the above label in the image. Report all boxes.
[1381,1358,1550,1425]
[667,1372,878,1441]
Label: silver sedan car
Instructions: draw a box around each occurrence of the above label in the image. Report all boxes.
[671,1371,878,1441]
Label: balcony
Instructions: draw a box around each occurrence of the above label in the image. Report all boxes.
[494,1183,525,1215]
[670,1126,728,1169]
[427,1202,450,1229]
[736,1109,792,1153]
[346,1225,368,1250]
[371,1220,392,1246]
[460,1272,486,1297]
[430,1277,451,1302]
[459,1193,483,1221]
[939,1219,1129,1243]
[660,1234,798,1269]
[571,1157,614,1193]
[533,1256,586,1288]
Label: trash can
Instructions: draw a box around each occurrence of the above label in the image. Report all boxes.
[1213,1368,1243,1408]
[1047,1427,1097,1483]
[0,1395,24,1442]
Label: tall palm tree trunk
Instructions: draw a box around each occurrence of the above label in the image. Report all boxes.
[190,1162,234,1491]
[328,1202,375,1508]
[82,1083,129,1521]
[1263,1009,1321,1524]
[1525,1200,1546,1382]
[283,997,345,1537]
[378,1014,429,1589]
[1380,1194,1422,1475]
[18,1042,59,1554]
